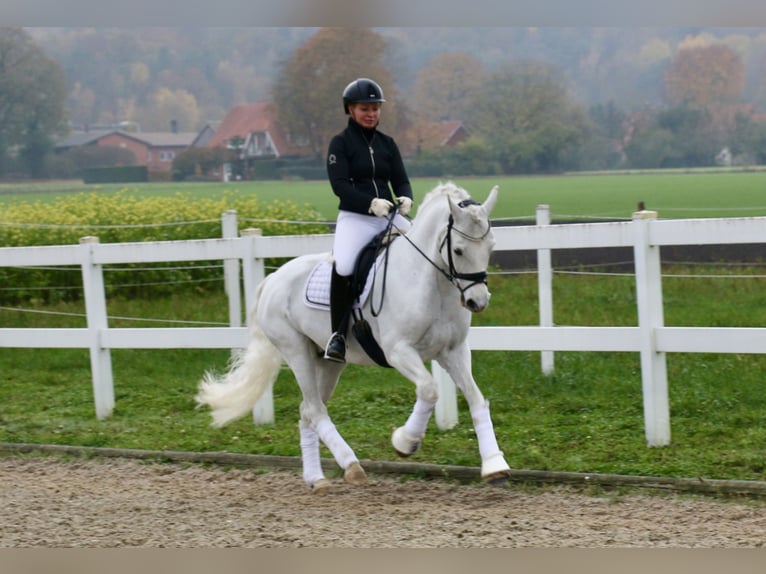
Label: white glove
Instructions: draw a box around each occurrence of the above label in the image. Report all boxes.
[397,197,413,216]
[369,198,394,217]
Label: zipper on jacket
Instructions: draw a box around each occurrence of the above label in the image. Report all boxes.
[367,135,379,198]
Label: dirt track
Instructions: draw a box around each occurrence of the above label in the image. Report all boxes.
[2,456,765,547]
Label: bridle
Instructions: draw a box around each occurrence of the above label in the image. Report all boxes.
[370,198,491,314]
[439,199,492,301]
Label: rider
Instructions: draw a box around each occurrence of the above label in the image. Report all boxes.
[323,77,414,363]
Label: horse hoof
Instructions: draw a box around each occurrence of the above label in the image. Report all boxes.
[483,470,511,487]
[391,426,421,457]
[310,478,333,495]
[481,452,511,484]
[344,462,368,485]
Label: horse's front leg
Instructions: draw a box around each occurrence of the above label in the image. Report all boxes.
[387,345,440,457]
[437,344,511,485]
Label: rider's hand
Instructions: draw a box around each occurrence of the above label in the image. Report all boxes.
[369,198,394,217]
[397,197,413,216]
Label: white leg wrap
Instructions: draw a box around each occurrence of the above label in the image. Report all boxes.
[299,425,325,485]
[482,452,511,478]
[391,425,421,455]
[403,397,436,439]
[471,400,501,459]
[315,417,357,470]
[471,401,510,477]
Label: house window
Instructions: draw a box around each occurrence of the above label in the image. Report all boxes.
[159,151,176,161]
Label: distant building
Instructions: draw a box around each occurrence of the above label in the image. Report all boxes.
[399,120,470,157]
[189,121,223,148]
[208,102,311,155]
[206,102,313,181]
[55,129,197,175]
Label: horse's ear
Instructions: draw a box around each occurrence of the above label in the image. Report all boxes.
[447,194,462,220]
[483,185,499,215]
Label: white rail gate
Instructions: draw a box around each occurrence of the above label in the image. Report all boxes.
[2,208,766,447]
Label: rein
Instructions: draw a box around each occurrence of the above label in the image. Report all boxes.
[369,198,490,314]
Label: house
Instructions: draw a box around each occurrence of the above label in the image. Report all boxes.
[189,121,222,148]
[399,120,469,157]
[207,102,310,159]
[206,102,314,181]
[55,129,197,175]
[98,131,198,174]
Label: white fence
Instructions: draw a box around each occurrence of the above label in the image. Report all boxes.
[2,207,766,448]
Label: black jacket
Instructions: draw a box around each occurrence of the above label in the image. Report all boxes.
[326,118,413,215]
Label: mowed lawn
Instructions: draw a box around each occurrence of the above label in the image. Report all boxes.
[2,170,766,483]
[2,170,766,221]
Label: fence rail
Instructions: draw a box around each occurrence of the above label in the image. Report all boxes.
[2,208,765,447]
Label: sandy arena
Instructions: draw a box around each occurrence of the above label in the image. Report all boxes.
[1,455,765,548]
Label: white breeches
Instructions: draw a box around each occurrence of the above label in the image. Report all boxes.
[332,210,411,276]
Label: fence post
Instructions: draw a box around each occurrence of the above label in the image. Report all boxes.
[240,228,265,325]
[632,209,670,447]
[221,210,242,329]
[79,236,115,420]
[432,360,458,430]
[240,228,273,425]
[536,204,555,375]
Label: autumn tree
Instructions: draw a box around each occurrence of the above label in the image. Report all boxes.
[664,44,745,108]
[413,52,486,122]
[463,61,589,173]
[0,28,68,176]
[272,28,401,157]
[624,105,723,168]
[137,87,201,132]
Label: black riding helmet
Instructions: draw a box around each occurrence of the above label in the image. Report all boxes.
[342,78,386,114]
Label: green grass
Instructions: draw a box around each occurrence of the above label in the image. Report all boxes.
[2,170,766,221]
[2,171,765,482]
[2,270,766,482]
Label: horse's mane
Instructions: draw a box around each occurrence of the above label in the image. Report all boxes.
[418,181,471,212]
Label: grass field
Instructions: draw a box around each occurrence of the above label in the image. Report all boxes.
[2,170,766,484]
[2,170,766,222]
[2,269,766,483]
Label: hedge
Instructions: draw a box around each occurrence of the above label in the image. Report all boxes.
[0,190,329,304]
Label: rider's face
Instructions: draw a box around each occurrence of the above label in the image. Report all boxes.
[348,102,381,129]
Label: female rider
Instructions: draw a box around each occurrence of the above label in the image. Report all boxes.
[324,77,414,362]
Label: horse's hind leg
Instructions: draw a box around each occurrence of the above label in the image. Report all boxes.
[299,423,331,494]
[289,350,367,491]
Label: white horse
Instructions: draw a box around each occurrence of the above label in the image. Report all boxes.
[196,181,511,493]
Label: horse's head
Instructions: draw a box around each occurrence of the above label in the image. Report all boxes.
[440,184,498,313]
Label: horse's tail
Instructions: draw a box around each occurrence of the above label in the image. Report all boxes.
[195,278,282,428]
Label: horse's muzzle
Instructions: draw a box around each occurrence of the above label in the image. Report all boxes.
[462,289,491,313]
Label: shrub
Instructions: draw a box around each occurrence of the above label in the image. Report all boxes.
[82,165,149,183]
[0,190,329,304]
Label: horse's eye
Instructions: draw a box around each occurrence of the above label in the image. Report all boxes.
[454,248,463,256]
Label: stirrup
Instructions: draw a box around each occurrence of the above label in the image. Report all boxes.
[323,332,346,363]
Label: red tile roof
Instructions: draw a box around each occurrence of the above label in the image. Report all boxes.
[399,120,469,156]
[208,102,300,156]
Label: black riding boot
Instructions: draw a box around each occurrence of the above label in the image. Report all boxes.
[324,266,353,363]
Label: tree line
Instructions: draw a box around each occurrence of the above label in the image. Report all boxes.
[3,26,766,180]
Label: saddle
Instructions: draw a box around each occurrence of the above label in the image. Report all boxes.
[303,228,401,368]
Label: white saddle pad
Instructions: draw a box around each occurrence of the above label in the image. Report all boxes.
[304,259,376,310]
